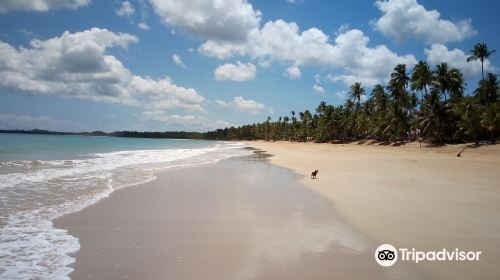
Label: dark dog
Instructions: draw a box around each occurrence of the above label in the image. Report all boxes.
[311,170,318,179]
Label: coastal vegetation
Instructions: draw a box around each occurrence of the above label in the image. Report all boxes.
[206,43,499,145]
[2,43,498,146]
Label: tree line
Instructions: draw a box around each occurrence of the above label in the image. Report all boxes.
[205,43,499,145]
[3,44,498,145]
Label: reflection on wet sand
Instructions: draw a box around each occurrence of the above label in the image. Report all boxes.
[56,155,417,279]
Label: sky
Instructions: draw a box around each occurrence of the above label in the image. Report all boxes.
[0,0,499,132]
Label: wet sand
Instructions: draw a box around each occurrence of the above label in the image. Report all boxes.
[55,155,420,279]
[247,141,500,279]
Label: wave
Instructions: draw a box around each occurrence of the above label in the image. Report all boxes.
[0,142,249,280]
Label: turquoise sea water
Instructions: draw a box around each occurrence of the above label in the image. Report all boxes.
[0,133,249,280]
[0,133,215,161]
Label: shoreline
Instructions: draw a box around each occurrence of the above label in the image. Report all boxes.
[246,140,500,279]
[55,154,409,279]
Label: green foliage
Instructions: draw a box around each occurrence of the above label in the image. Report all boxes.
[8,44,496,145]
[204,45,498,145]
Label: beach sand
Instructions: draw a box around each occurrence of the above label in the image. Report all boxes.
[247,141,500,279]
[55,155,420,279]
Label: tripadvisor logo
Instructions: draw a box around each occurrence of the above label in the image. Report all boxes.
[375,244,398,267]
[375,244,482,267]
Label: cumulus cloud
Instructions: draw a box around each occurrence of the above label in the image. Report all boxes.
[214,62,256,81]
[285,65,301,79]
[115,1,135,18]
[0,114,84,131]
[199,20,416,86]
[172,54,186,68]
[215,96,266,114]
[373,0,476,44]
[149,0,261,42]
[424,43,492,79]
[326,74,380,88]
[312,84,325,93]
[0,0,90,13]
[233,96,266,114]
[140,110,231,131]
[147,0,418,87]
[0,28,204,111]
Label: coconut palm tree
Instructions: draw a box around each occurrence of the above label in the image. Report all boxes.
[371,84,388,112]
[411,61,433,103]
[391,64,411,92]
[349,82,365,105]
[418,88,446,144]
[474,72,499,106]
[448,67,465,104]
[433,63,451,102]
[454,96,481,145]
[467,42,496,81]
[480,103,500,143]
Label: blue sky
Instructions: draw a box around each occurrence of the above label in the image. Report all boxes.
[0,0,498,132]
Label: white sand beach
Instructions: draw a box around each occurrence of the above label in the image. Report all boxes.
[247,141,500,279]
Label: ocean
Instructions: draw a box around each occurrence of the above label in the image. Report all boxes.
[0,134,249,279]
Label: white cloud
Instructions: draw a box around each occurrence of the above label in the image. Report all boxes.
[115,1,135,18]
[232,96,266,114]
[149,0,261,42]
[214,62,256,81]
[334,90,347,99]
[0,28,205,111]
[199,20,416,86]
[314,74,321,83]
[373,0,476,44]
[138,22,150,30]
[336,24,350,35]
[140,110,231,131]
[214,99,228,107]
[257,59,272,69]
[312,84,325,93]
[326,74,380,88]
[148,1,417,87]
[0,114,83,131]
[0,0,90,13]
[172,54,186,68]
[424,43,492,79]
[216,96,266,114]
[285,65,301,79]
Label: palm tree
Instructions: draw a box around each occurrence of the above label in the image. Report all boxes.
[411,61,433,103]
[391,64,410,92]
[371,84,388,112]
[418,89,446,144]
[349,82,365,105]
[474,72,499,106]
[433,63,451,102]
[454,96,481,145]
[467,42,496,81]
[480,103,500,143]
[448,67,465,104]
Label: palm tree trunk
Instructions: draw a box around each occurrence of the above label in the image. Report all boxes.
[481,61,485,81]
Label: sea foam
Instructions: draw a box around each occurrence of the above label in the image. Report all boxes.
[0,141,249,279]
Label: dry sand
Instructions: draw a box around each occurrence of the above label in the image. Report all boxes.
[247,141,500,279]
[56,155,419,279]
